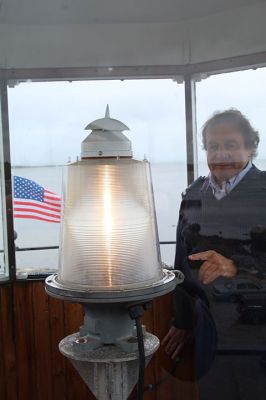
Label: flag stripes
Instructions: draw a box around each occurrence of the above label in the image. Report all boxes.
[13,176,61,223]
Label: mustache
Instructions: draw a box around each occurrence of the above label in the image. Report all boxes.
[209,162,242,168]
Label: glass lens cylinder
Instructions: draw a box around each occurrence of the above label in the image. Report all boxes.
[58,159,163,290]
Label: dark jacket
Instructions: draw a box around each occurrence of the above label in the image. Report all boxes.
[173,165,266,378]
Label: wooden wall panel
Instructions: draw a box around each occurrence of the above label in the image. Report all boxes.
[14,283,37,400]
[0,286,11,400]
[0,281,197,400]
[0,285,17,400]
[32,282,53,400]
[152,293,198,400]
[137,306,157,400]
[48,296,67,400]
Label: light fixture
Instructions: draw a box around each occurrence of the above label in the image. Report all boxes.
[46,106,183,399]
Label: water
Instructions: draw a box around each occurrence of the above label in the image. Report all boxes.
[1,160,266,274]
[1,166,64,273]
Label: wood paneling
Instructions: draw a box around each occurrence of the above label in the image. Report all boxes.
[14,283,37,400]
[48,296,67,400]
[0,285,17,400]
[33,282,53,400]
[152,294,198,400]
[0,281,197,400]
[0,287,14,400]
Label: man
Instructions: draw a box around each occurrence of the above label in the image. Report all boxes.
[162,109,266,377]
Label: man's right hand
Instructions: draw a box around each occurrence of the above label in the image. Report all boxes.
[189,250,237,284]
[161,326,191,360]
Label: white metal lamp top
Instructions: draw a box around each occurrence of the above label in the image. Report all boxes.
[81,105,132,158]
[85,105,129,132]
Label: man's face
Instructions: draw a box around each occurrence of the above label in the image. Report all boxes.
[206,123,252,184]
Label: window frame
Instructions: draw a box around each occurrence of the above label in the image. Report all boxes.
[1,51,266,282]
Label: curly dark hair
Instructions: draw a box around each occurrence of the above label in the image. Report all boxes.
[202,109,260,158]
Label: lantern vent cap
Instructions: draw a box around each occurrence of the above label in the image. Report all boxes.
[81,105,132,158]
[85,105,130,132]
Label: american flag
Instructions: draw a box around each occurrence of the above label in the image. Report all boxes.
[13,176,61,223]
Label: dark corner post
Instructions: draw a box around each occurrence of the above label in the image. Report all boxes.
[0,79,16,281]
[184,75,198,185]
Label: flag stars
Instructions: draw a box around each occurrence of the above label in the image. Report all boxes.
[12,175,61,223]
[14,176,44,202]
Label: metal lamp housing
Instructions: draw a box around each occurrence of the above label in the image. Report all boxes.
[45,107,181,399]
[46,106,178,301]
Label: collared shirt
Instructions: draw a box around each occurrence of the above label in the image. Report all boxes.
[208,161,253,200]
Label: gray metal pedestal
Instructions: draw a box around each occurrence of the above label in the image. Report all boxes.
[59,331,160,400]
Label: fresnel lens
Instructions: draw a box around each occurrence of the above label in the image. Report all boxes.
[46,106,182,399]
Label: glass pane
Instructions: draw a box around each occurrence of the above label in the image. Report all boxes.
[185,67,266,398]
[11,166,63,277]
[8,79,186,276]
[0,86,9,281]
[151,161,187,242]
[0,178,7,281]
[196,67,266,175]
[160,244,176,268]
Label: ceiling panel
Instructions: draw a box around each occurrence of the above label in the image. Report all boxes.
[0,0,265,25]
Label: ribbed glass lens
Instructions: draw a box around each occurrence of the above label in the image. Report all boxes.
[58,159,163,290]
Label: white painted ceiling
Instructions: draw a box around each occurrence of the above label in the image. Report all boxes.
[0,0,265,24]
[1,0,266,69]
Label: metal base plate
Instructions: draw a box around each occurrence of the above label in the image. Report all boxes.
[45,269,182,303]
[59,331,159,362]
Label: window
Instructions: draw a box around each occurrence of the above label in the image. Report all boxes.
[0,154,6,280]
[196,67,266,176]
[194,67,266,354]
[0,85,9,281]
[7,79,186,274]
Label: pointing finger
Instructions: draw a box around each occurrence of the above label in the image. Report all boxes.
[188,250,216,261]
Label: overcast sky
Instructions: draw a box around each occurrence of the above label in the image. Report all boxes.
[7,66,266,166]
